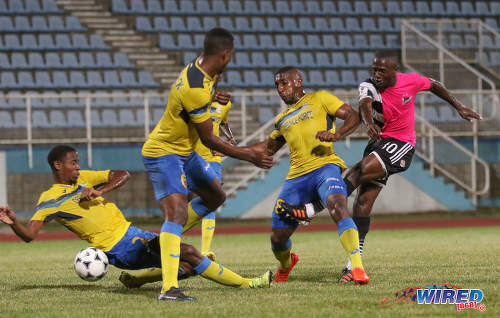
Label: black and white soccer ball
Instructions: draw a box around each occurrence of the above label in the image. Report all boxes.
[74,247,109,282]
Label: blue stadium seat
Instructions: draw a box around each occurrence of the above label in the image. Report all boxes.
[0,17,13,32]
[251,17,267,32]
[28,52,46,69]
[119,109,137,126]
[35,71,52,88]
[260,70,274,86]
[385,34,400,48]
[96,52,113,67]
[147,0,162,13]
[12,53,28,69]
[416,1,432,16]
[112,0,128,13]
[354,1,369,13]
[131,0,146,13]
[87,71,103,87]
[316,52,330,65]
[378,17,393,31]
[90,34,109,49]
[347,52,363,67]
[7,91,25,108]
[179,0,195,14]
[235,17,250,32]
[445,1,461,16]
[322,1,336,13]
[266,17,281,32]
[251,52,267,67]
[4,35,21,50]
[340,70,356,86]
[291,34,305,49]
[177,34,194,49]
[306,34,322,49]
[345,17,361,32]
[275,35,291,49]
[284,52,299,66]
[33,110,50,128]
[308,70,324,86]
[14,16,30,31]
[170,16,186,31]
[9,0,25,13]
[163,0,178,13]
[139,71,159,87]
[0,72,16,88]
[104,71,120,88]
[219,17,234,30]
[242,34,258,49]
[475,2,490,16]
[18,71,34,88]
[202,16,216,30]
[370,1,385,15]
[331,52,346,67]
[267,52,282,68]
[386,1,401,15]
[159,33,174,48]
[42,0,62,13]
[300,52,315,67]
[227,0,243,14]
[46,52,61,68]
[136,17,152,31]
[102,109,120,127]
[66,16,85,31]
[212,0,227,12]
[114,53,133,68]
[258,34,274,49]
[193,34,204,47]
[49,110,67,127]
[363,52,375,66]
[313,17,328,31]
[354,34,369,49]
[275,0,290,14]
[337,1,352,14]
[330,17,344,31]
[73,34,89,49]
[32,16,49,32]
[67,110,85,128]
[120,71,137,87]
[449,34,464,48]
[63,52,78,68]
[48,16,65,31]
[325,70,339,84]
[260,1,274,13]
[234,52,251,68]
[401,1,415,15]
[306,1,321,14]
[361,17,377,32]
[21,34,37,50]
[183,51,197,64]
[431,1,446,15]
[357,70,370,82]
[0,111,14,128]
[290,0,305,14]
[243,70,259,87]
[297,17,314,32]
[322,35,337,49]
[338,35,354,49]
[226,71,242,86]
[0,53,9,69]
[13,111,27,128]
[70,71,87,88]
[55,34,72,50]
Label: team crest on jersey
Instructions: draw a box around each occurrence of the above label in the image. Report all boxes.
[400,159,406,168]
[402,93,412,105]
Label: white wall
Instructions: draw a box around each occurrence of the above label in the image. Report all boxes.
[241,174,447,219]
[0,152,6,206]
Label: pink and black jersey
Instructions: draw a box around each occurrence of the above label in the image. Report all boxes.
[358,72,431,146]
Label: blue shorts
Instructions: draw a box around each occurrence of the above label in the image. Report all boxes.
[272,164,347,229]
[143,152,218,201]
[105,225,159,270]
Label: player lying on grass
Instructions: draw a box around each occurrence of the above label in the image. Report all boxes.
[250,66,369,284]
[0,145,273,297]
[274,51,482,283]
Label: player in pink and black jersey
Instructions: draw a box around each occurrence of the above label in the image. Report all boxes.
[276,51,482,282]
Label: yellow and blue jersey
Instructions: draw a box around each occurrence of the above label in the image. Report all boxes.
[142,57,217,157]
[31,170,131,252]
[270,91,347,179]
[194,101,232,163]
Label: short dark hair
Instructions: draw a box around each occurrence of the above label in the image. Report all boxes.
[375,50,399,65]
[47,145,76,171]
[274,66,302,78]
[203,28,234,56]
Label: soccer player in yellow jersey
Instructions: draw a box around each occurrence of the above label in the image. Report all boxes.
[254,67,370,284]
[0,146,272,293]
[141,28,273,301]
[188,98,236,261]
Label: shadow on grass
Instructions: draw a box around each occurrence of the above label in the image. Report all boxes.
[14,283,158,297]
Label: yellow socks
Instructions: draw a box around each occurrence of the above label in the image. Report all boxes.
[194,257,251,288]
[159,222,183,292]
[183,202,203,233]
[201,213,216,254]
[337,218,363,269]
[271,239,292,269]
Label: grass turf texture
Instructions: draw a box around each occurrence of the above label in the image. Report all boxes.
[0,226,498,317]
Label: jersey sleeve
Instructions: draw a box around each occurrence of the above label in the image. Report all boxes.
[78,170,110,187]
[319,91,345,116]
[31,191,62,223]
[183,88,212,124]
[269,115,284,140]
[358,81,377,101]
[411,72,431,92]
[220,101,232,124]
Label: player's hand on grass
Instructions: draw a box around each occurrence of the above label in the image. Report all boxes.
[213,90,231,105]
[366,123,381,140]
[0,205,16,225]
[80,188,103,201]
[316,131,340,142]
[457,104,483,122]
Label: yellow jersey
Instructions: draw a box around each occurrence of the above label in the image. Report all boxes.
[270,91,347,179]
[31,170,131,252]
[142,57,217,157]
[194,101,232,163]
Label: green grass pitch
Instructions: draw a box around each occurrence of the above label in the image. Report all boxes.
[1,226,498,317]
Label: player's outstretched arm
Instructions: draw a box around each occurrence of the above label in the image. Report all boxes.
[195,120,274,169]
[429,78,483,122]
[359,98,381,140]
[316,104,361,142]
[0,206,43,242]
[80,170,131,201]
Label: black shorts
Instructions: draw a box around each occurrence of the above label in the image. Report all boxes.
[363,137,415,186]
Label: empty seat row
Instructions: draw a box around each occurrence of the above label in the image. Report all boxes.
[0,0,62,14]
[0,52,134,70]
[185,51,375,69]
[160,33,400,51]
[136,15,402,33]
[219,69,369,88]
[0,15,85,32]
[0,108,166,128]
[405,33,500,49]
[0,71,159,89]
[0,90,168,108]
[0,33,110,51]
[114,0,498,17]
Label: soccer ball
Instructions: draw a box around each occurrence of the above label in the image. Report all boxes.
[74,247,109,281]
